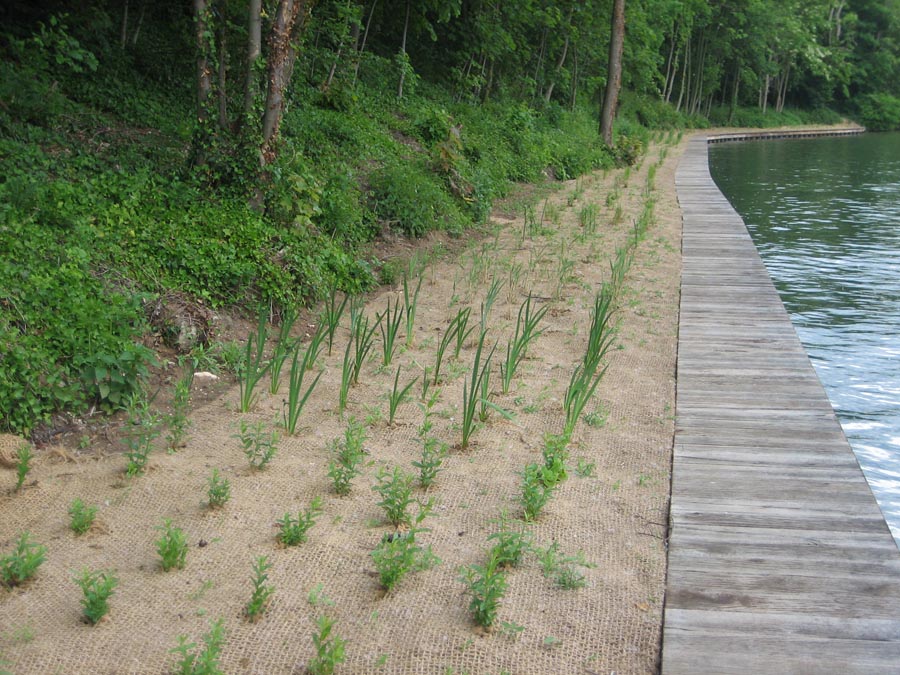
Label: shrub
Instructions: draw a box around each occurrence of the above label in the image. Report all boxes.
[370,161,466,238]
[857,93,900,131]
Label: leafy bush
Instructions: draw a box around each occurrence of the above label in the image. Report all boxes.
[857,94,900,131]
[370,161,466,238]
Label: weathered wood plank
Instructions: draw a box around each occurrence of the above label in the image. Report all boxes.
[662,133,900,675]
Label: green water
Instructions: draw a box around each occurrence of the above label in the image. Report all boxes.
[709,132,900,543]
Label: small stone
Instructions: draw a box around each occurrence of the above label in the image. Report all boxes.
[193,371,219,384]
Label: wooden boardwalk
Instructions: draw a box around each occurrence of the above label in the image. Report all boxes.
[661,135,900,674]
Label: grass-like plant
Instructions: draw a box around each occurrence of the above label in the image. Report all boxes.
[432,310,463,385]
[328,418,367,495]
[412,398,447,489]
[452,307,476,359]
[278,496,324,546]
[1,532,46,587]
[500,295,548,394]
[372,466,416,527]
[14,443,32,491]
[386,365,416,426]
[235,420,278,469]
[167,363,194,451]
[206,469,231,509]
[402,274,422,347]
[378,297,404,367]
[460,330,496,449]
[308,615,346,675]
[156,518,187,571]
[321,287,349,356]
[245,555,275,622]
[69,498,98,534]
[282,345,323,435]
[520,463,557,522]
[171,618,226,675]
[460,550,507,628]
[268,308,297,394]
[338,338,353,415]
[74,568,118,624]
[351,313,380,385]
[480,278,504,332]
[488,515,533,569]
[238,310,270,413]
[123,391,161,477]
[579,203,599,236]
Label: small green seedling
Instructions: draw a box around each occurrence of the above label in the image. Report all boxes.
[308,615,346,675]
[372,467,415,527]
[575,458,596,478]
[123,391,161,477]
[278,496,324,546]
[206,469,231,508]
[235,420,278,469]
[238,309,270,413]
[156,519,187,571]
[268,308,298,394]
[167,363,193,450]
[537,542,595,589]
[488,516,533,568]
[386,365,416,425]
[171,618,226,675]
[520,463,556,522]
[1,532,46,587]
[282,343,323,435]
[328,418,367,495]
[74,568,118,624]
[14,444,33,491]
[69,498,98,535]
[460,550,507,628]
[245,556,275,622]
[412,401,448,489]
[371,524,440,592]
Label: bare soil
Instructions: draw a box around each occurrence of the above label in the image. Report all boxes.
[0,133,688,675]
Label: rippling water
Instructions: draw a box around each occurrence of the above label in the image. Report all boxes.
[709,132,900,545]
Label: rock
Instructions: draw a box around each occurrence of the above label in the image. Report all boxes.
[193,371,220,385]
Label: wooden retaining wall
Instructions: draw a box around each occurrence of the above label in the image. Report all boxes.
[661,134,900,674]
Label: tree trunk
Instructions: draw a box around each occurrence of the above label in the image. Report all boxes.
[353,0,378,86]
[599,0,625,147]
[261,0,302,168]
[194,0,214,125]
[676,35,689,112]
[761,71,770,113]
[728,65,740,125]
[120,0,129,49]
[216,10,228,130]
[569,42,578,111]
[544,34,570,104]
[397,0,411,98]
[242,0,262,121]
[130,2,146,46]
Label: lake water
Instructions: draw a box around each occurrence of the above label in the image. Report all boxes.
[709,132,900,546]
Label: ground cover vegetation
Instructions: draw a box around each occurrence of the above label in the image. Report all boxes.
[3,1,897,436]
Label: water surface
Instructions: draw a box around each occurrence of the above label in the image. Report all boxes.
[710,133,900,545]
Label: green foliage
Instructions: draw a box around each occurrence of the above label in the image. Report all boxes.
[488,516,533,569]
[171,619,226,675]
[68,498,98,535]
[206,469,231,509]
[155,519,188,572]
[372,467,416,527]
[1,532,47,587]
[371,525,440,593]
[14,444,32,491]
[74,568,118,625]
[308,615,346,675]
[857,94,900,131]
[460,551,508,628]
[245,556,275,622]
[278,497,324,546]
[387,365,417,426]
[520,463,557,522]
[412,398,448,489]
[328,418,367,495]
[123,391,162,477]
[370,161,466,238]
[167,365,193,451]
[236,420,278,470]
[282,344,324,435]
[537,542,595,590]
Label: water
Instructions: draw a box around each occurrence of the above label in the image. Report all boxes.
[709,133,900,545]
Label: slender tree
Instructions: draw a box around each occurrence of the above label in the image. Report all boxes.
[600,0,625,146]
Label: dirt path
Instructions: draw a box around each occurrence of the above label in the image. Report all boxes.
[1,133,688,675]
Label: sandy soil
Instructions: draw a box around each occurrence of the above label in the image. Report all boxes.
[0,132,688,675]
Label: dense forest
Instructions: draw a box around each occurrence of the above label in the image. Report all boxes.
[2,0,899,435]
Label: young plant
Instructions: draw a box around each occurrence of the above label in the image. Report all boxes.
[235,420,278,469]
[282,345,323,436]
[268,308,298,394]
[14,443,32,491]
[479,278,505,332]
[378,297,404,367]
[302,323,329,373]
[500,295,548,394]
[460,550,507,628]
[452,307,476,359]
[308,615,346,675]
[371,503,439,592]
[167,363,194,450]
[537,542,595,589]
[402,273,422,347]
[238,310,270,413]
[321,287,349,356]
[1,532,47,587]
[460,330,496,449]
[74,568,118,625]
[488,516,533,569]
[372,466,416,527]
[520,463,556,522]
[386,365,416,426]
[351,313,380,385]
[156,518,188,571]
[327,418,367,495]
[432,311,460,385]
[338,337,353,415]
[206,469,231,509]
[541,433,570,487]
[412,397,448,489]
[69,498,98,534]
[579,203,599,237]
[171,618,226,675]
[123,391,161,477]
[245,555,275,622]
[278,496,324,546]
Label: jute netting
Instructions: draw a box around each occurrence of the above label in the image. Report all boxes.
[0,139,685,675]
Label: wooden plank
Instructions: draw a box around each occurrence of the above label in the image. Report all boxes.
[662,133,900,675]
